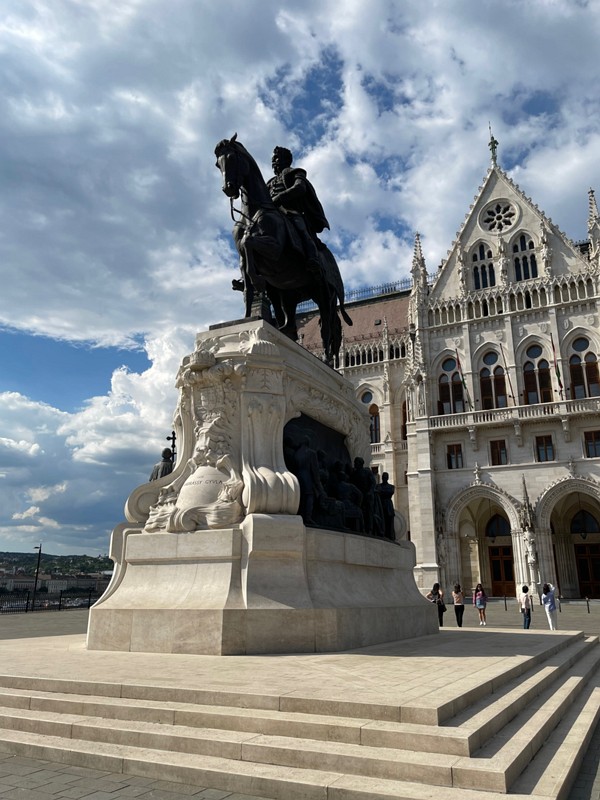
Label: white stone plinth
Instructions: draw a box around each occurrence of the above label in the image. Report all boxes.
[87,320,437,655]
[87,515,438,655]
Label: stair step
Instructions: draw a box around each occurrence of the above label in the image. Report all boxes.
[450,642,600,792]
[0,686,478,756]
[0,633,596,799]
[0,727,537,800]
[512,679,600,797]
[0,705,461,785]
[448,635,599,752]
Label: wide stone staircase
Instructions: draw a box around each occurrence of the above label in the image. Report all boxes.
[0,631,598,800]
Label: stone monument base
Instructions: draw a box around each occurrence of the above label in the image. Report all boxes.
[87,514,438,655]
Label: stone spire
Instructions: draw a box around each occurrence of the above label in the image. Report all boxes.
[408,233,427,381]
[520,474,534,531]
[411,232,428,290]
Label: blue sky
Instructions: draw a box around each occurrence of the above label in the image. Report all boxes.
[0,331,150,411]
[1,0,599,554]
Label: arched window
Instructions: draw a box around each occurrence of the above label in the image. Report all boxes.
[438,357,465,414]
[360,391,380,443]
[479,351,508,409]
[569,336,600,399]
[571,509,600,539]
[486,514,510,540]
[513,233,538,282]
[471,242,496,290]
[522,344,552,404]
[369,404,380,443]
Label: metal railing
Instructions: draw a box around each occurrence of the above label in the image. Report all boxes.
[297,277,415,314]
[0,590,101,614]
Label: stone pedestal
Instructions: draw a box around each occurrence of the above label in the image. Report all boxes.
[87,516,437,655]
[87,320,437,655]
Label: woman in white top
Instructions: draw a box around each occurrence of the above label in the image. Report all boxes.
[452,583,465,627]
[518,585,532,629]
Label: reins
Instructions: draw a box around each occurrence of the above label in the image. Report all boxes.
[223,146,274,226]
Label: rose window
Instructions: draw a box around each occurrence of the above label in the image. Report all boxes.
[482,202,516,233]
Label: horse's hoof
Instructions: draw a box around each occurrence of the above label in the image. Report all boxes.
[232,279,244,292]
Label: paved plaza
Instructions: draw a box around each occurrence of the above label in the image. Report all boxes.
[0,600,598,800]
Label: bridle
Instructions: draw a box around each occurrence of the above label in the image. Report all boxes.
[217,143,272,225]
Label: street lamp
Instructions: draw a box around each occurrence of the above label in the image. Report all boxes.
[31,543,42,612]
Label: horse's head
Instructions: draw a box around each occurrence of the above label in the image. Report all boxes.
[215,133,248,200]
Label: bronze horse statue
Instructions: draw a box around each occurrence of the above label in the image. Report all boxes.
[215,135,352,363]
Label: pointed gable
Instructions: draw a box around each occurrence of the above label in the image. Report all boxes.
[429,165,591,306]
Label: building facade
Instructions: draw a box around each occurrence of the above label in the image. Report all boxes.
[298,144,600,599]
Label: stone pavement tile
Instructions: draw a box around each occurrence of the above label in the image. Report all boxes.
[0,762,50,777]
[25,770,82,786]
[194,791,245,800]
[145,781,207,795]
[45,781,101,796]
[58,780,130,794]
[5,789,70,800]
[53,767,113,780]
[71,793,127,800]
[100,775,154,785]
[137,792,206,800]
[0,774,60,789]
[55,786,107,799]
[108,786,152,797]
[216,795,269,800]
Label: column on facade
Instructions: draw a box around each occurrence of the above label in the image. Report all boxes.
[407,417,438,589]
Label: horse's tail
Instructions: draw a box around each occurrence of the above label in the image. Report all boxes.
[318,242,353,327]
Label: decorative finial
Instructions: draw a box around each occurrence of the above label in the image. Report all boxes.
[488,123,499,166]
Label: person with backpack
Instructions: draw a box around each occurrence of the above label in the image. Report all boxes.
[426,582,446,627]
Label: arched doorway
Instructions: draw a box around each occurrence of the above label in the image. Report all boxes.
[487,514,515,596]
[546,485,600,598]
[571,509,600,598]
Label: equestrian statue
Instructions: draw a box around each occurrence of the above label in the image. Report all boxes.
[214,134,352,364]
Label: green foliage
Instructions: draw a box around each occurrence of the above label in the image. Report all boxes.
[0,551,112,575]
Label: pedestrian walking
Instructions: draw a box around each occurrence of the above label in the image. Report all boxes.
[452,583,465,627]
[473,583,487,626]
[542,583,558,630]
[518,585,532,629]
[426,582,446,627]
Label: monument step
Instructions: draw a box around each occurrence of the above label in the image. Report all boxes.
[0,707,460,785]
[447,634,599,751]
[0,641,597,794]
[0,634,595,761]
[511,676,600,797]
[0,722,588,800]
[397,630,584,725]
[450,644,600,792]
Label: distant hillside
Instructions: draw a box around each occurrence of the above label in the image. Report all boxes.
[0,552,112,575]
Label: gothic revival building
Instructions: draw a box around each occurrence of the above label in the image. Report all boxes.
[298,140,600,599]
